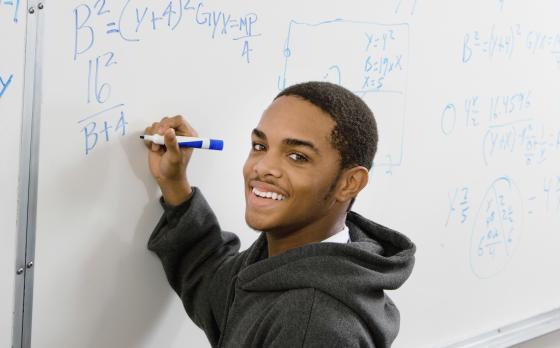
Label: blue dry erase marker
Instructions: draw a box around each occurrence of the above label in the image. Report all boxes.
[141,134,224,151]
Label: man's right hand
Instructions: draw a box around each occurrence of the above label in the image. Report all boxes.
[144,115,197,206]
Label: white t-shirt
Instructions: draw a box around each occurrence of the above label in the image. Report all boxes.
[320,225,350,244]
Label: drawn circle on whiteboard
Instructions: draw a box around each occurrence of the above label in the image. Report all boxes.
[470,177,524,279]
[440,103,456,135]
[283,48,291,57]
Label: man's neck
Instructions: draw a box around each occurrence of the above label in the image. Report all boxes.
[265,213,347,257]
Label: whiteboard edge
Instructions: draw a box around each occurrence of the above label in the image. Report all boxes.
[12,1,44,348]
[442,308,560,348]
[11,2,31,346]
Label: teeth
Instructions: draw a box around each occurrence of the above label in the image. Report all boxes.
[252,187,285,201]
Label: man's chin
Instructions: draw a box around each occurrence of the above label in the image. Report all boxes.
[245,212,301,238]
[244,212,270,232]
[245,207,288,233]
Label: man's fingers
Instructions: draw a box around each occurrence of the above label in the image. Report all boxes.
[160,115,194,136]
[144,115,196,153]
[163,128,181,161]
[144,125,161,151]
[151,115,195,136]
[185,121,199,138]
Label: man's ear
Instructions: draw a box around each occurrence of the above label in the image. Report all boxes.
[334,166,369,204]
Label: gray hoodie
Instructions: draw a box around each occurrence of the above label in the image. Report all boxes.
[148,187,416,348]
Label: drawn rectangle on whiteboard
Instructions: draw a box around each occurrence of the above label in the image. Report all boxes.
[280,19,409,167]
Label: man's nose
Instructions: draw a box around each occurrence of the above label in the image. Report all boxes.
[253,151,282,178]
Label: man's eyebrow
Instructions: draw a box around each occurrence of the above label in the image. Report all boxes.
[252,128,266,140]
[283,138,320,155]
[252,128,320,155]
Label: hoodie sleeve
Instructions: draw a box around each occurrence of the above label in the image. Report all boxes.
[147,187,243,346]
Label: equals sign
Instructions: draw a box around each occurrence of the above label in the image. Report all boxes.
[106,22,119,34]
[229,19,238,29]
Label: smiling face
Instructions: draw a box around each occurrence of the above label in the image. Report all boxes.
[243,96,345,236]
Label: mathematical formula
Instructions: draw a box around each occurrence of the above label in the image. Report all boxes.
[483,120,560,166]
[73,45,128,155]
[0,73,13,98]
[447,175,560,227]
[470,177,523,278]
[462,24,560,67]
[441,90,560,167]
[72,0,260,155]
[0,0,20,99]
[0,0,20,23]
[441,91,533,135]
[73,0,259,63]
[446,173,559,278]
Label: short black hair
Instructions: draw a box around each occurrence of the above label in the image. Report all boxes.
[275,81,378,170]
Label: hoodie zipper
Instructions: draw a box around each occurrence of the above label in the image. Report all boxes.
[216,275,239,348]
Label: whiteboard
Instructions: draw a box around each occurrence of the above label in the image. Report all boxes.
[0,1,26,346]
[30,1,560,347]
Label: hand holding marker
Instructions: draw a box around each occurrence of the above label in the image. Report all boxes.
[141,134,224,151]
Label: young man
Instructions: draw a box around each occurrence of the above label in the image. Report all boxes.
[144,81,415,347]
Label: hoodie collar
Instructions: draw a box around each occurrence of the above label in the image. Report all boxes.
[238,211,416,291]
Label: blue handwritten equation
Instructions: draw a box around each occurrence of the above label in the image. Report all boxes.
[447,176,525,278]
[541,175,560,214]
[0,0,20,23]
[0,73,13,98]
[73,0,259,63]
[441,90,532,135]
[73,0,129,155]
[525,175,560,216]
[446,174,559,278]
[279,19,410,169]
[470,177,523,278]
[483,120,560,166]
[79,103,127,155]
[72,0,260,155]
[440,90,560,166]
[448,175,560,227]
[0,0,18,99]
[462,24,560,67]
[445,186,471,227]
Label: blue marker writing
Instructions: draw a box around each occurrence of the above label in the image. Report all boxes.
[141,134,224,150]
